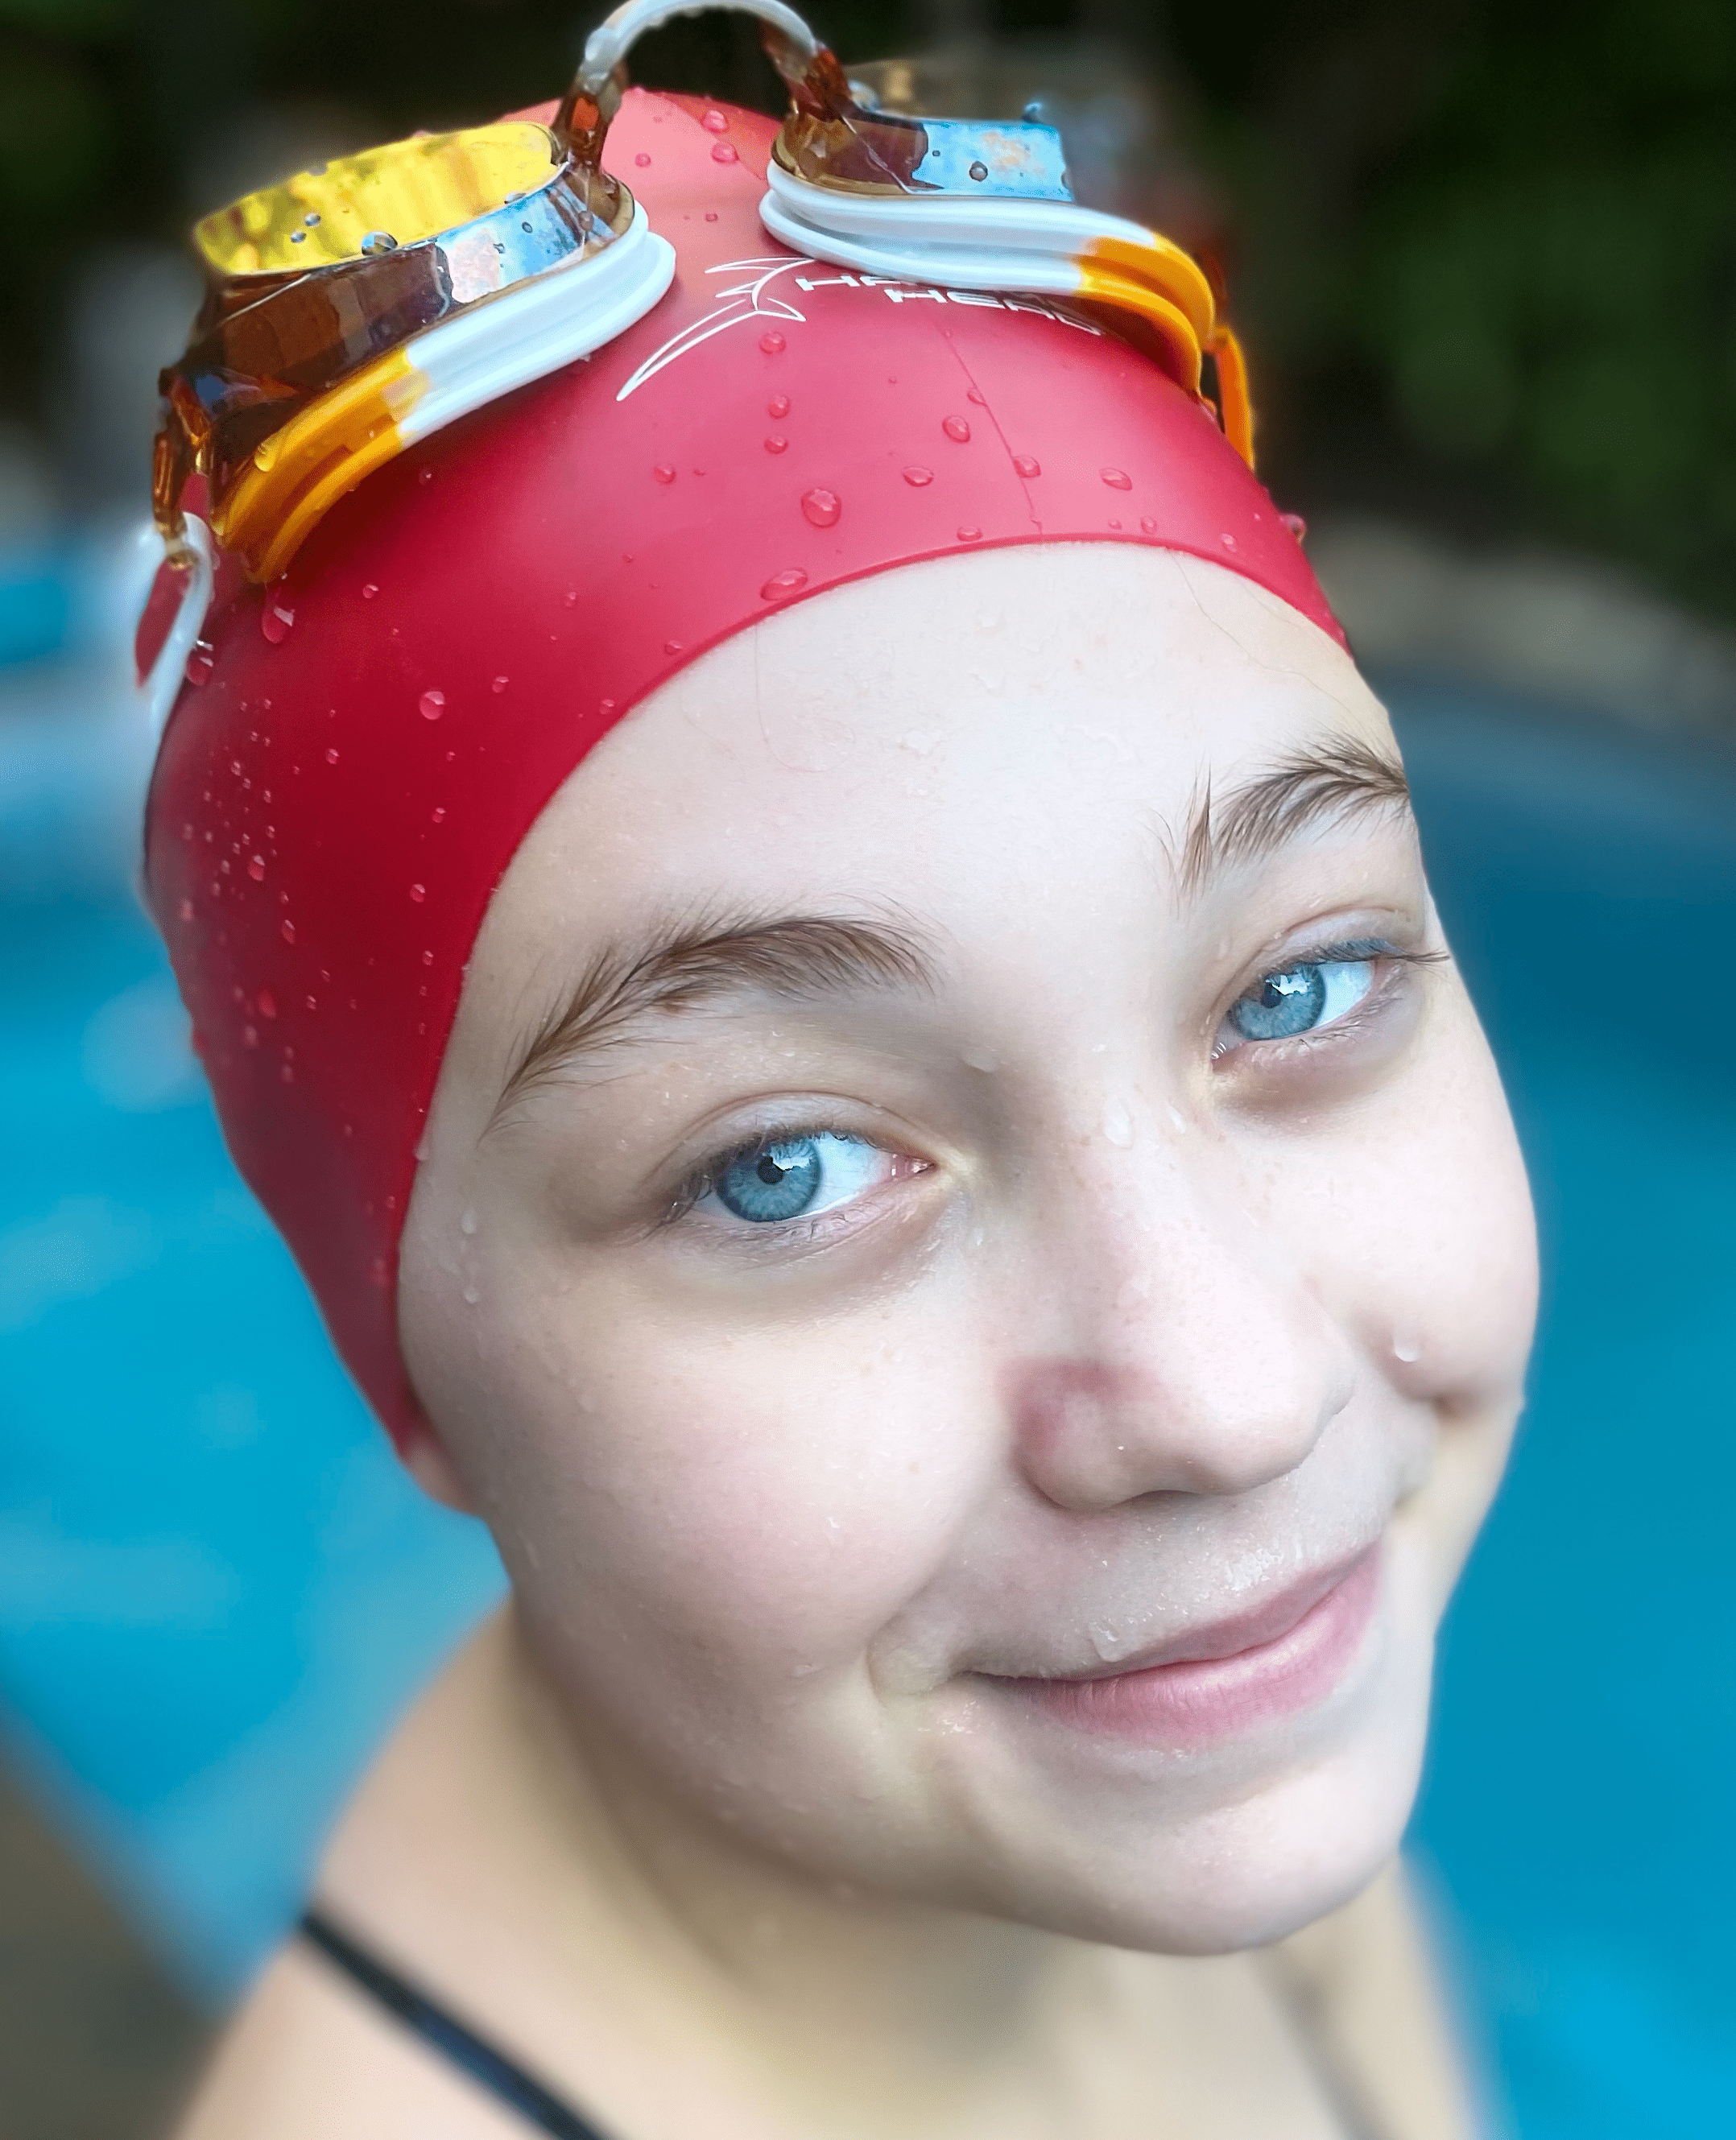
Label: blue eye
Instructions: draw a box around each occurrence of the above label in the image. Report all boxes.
[701,1132,889,1225]
[1228,959,1374,1043]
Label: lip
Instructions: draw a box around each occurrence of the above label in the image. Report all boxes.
[986,1547,1383,1748]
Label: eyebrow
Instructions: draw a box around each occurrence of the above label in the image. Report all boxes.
[494,909,938,1123]
[1173,737,1412,899]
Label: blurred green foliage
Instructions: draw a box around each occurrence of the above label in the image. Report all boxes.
[4,0,1733,613]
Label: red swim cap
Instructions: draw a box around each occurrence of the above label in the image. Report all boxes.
[143,89,1341,1447]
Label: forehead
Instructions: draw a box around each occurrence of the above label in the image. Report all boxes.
[486,545,1389,953]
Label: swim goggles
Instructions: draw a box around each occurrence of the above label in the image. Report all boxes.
[143,0,1252,730]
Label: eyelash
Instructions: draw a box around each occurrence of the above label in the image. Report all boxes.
[663,1113,872,1228]
[659,937,1442,1231]
[1213,934,1444,1058]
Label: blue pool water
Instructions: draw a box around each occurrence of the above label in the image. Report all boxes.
[1,663,1731,2135]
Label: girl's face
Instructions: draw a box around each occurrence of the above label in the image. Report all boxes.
[399,543,1536,1954]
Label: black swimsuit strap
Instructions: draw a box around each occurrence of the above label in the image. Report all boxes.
[299,1909,615,2140]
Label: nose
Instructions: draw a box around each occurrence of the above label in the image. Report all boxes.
[1005,1153,1354,1514]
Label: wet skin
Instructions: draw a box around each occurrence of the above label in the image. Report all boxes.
[399,542,1536,1956]
[180,543,1536,2139]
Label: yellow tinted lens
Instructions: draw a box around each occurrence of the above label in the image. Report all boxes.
[194,121,562,275]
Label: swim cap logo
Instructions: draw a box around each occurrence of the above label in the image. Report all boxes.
[616,254,1102,403]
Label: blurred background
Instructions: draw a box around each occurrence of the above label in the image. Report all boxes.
[1,0,1732,2134]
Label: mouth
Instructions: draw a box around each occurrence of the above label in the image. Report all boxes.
[981,1546,1383,1748]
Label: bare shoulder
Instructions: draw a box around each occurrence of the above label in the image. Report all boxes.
[1266,1860,1483,2140]
[172,1942,516,2140]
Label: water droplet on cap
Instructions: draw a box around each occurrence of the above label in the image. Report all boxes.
[1012,454,1040,478]
[491,675,509,692]
[956,525,982,542]
[760,568,809,601]
[247,854,266,882]
[431,806,446,824]
[1100,467,1132,490]
[257,987,278,1020]
[1140,515,1158,534]
[1220,531,1238,551]
[759,332,785,354]
[942,415,971,443]
[966,386,986,405]
[185,649,213,686]
[361,581,378,599]
[324,746,339,763]
[767,393,791,418]
[260,601,294,644]
[178,898,195,921]
[409,882,427,903]
[419,688,445,720]
[711,140,738,163]
[702,108,730,132]
[764,435,788,454]
[281,919,296,944]
[800,486,841,527]
[902,465,933,486]
[635,151,652,166]
[652,461,676,482]
[1280,512,1308,543]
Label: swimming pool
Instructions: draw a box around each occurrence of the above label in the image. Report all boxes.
[1,660,1730,2135]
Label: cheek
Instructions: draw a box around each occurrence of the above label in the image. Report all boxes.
[1268,998,1537,1398]
[413,1228,998,1693]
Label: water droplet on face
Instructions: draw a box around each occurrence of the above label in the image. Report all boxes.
[461,1208,478,1235]
[1088,1622,1130,1662]
[361,230,397,255]
[962,1046,999,1072]
[956,525,982,542]
[635,151,652,166]
[760,568,808,601]
[1012,454,1040,478]
[711,140,738,163]
[418,688,445,720]
[1166,1101,1188,1134]
[1102,1098,1135,1147]
[969,159,989,181]
[246,854,266,882]
[1392,1329,1423,1364]
[942,414,971,443]
[1100,467,1132,490]
[409,882,427,903]
[702,108,730,132]
[902,465,933,486]
[281,919,296,944]
[461,1283,481,1305]
[491,675,509,692]
[767,394,791,418]
[900,728,940,755]
[800,486,841,527]
[759,332,785,354]
[260,601,294,644]
[764,435,788,454]
[324,746,339,763]
[652,461,676,483]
